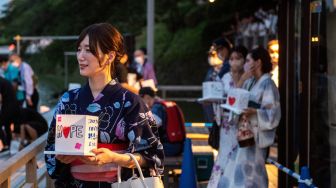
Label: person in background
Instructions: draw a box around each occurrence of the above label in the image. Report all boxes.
[14,107,48,149]
[132,47,158,85]
[204,37,232,82]
[0,55,20,82]
[139,87,184,156]
[202,38,232,123]
[31,75,39,111]
[0,77,20,152]
[115,54,139,94]
[207,46,248,187]
[209,47,281,187]
[9,54,35,109]
[45,23,164,187]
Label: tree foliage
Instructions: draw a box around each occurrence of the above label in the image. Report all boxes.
[0,0,270,86]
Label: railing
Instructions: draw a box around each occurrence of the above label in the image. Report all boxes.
[157,85,202,102]
[0,133,53,188]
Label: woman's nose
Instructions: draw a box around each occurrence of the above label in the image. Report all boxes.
[77,50,85,60]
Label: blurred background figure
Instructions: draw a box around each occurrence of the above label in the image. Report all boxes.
[202,38,232,123]
[139,87,185,156]
[114,54,139,94]
[9,54,36,110]
[267,39,279,87]
[0,55,19,82]
[132,47,158,85]
[13,107,48,150]
[205,38,232,82]
[31,75,40,111]
[0,76,20,152]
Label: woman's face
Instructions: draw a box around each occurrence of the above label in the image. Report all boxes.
[229,51,244,72]
[77,35,108,77]
[245,53,259,75]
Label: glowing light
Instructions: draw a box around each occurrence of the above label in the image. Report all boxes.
[209,0,215,3]
[14,35,21,41]
[8,44,15,51]
[311,36,319,42]
[267,40,279,65]
[269,40,279,51]
[267,40,279,87]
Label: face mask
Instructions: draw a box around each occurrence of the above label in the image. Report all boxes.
[12,61,20,67]
[244,62,251,72]
[230,59,244,67]
[135,56,144,65]
[208,56,223,66]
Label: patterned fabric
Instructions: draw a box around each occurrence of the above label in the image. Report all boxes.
[45,80,164,187]
[207,73,280,188]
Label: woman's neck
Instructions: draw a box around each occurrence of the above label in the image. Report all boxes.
[88,73,112,98]
[254,69,263,81]
[231,69,243,83]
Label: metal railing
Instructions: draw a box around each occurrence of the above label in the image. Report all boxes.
[157,85,202,102]
[0,133,53,188]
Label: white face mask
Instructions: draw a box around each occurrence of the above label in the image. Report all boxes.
[12,61,20,67]
[135,56,145,65]
[208,56,223,66]
[229,59,245,70]
[244,62,252,72]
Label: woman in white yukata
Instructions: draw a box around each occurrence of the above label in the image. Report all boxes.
[208,46,281,188]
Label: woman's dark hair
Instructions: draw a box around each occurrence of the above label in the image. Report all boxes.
[77,23,125,78]
[250,46,272,73]
[231,45,248,59]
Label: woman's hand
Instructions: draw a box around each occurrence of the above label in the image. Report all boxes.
[237,65,255,87]
[79,148,117,165]
[243,107,257,118]
[56,155,78,164]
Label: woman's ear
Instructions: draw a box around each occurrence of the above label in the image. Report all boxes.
[256,59,262,68]
[108,52,116,63]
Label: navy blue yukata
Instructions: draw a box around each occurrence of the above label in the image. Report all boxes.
[45,80,164,188]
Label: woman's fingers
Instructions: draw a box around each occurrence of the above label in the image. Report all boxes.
[78,155,97,165]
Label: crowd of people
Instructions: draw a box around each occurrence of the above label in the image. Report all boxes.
[0,53,48,153]
[202,37,280,187]
[0,20,281,187]
[223,5,278,45]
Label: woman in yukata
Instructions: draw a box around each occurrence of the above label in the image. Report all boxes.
[208,46,281,188]
[45,23,164,188]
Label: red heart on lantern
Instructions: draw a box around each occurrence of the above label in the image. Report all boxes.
[228,97,236,105]
[63,126,70,138]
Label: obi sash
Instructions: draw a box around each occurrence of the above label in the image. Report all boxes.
[70,143,128,182]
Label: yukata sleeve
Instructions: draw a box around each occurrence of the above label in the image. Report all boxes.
[256,80,281,131]
[124,96,164,175]
[44,93,72,180]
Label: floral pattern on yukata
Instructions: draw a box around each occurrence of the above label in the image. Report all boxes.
[208,73,280,188]
[45,80,164,187]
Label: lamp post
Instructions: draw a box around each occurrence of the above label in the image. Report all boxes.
[14,35,21,55]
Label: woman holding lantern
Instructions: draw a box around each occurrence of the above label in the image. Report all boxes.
[45,23,164,187]
[208,46,280,188]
